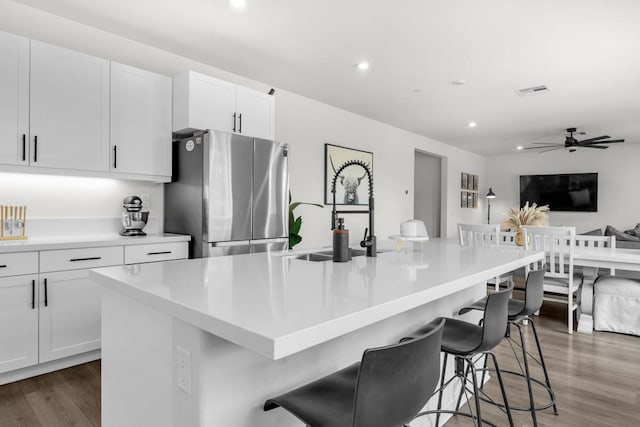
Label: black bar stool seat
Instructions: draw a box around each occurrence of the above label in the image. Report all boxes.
[403,286,515,427]
[458,270,558,427]
[264,320,445,427]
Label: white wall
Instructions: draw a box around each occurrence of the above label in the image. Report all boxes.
[485,144,640,233]
[0,0,485,244]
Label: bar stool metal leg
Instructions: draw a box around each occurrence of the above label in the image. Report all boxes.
[530,317,559,415]
[515,322,538,425]
[435,352,449,427]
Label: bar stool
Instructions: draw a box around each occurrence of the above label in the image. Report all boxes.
[458,269,558,426]
[403,286,515,427]
[263,319,445,427]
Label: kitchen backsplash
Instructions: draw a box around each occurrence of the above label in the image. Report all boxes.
[24,217,160,239]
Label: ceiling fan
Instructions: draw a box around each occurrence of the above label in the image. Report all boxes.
[525,128,625,153]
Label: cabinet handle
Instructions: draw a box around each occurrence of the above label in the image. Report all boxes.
[22,134,26,161]
[232,112,237,132]
[31,279,35,309]
[238,113,242,133]
[69,256,102,262]
[113,145,117,169]
[44,278,48,307]
[34,135,38,162]
[0,265,6,268]
[147,251,172,255]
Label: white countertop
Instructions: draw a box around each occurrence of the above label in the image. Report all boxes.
[0,233,190,253]
[91,239,543,359]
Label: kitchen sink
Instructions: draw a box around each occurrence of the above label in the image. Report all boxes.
[294,248,385,262]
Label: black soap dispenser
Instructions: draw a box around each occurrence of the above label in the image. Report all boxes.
[333,218,350,262]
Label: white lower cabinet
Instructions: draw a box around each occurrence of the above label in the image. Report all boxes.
[38,270,102,363]
[0,239,188,381]
[0,275,38,374]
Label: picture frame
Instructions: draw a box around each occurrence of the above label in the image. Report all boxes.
[461,191,467,208]
[473,175,479,191]
[324,144,374,205]
[461,173,468,190]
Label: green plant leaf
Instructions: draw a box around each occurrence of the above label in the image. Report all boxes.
[288,191,324,250]
[290,216,302,235]
[289,234,302,249]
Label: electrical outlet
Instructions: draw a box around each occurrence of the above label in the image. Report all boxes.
[177,346,192,395]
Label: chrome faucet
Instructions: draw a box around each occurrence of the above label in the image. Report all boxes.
[330,160,376,257]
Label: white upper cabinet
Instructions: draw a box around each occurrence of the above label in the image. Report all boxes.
[110,62,172,179]
[0,31,29,166]
[173,70,275,140]
[173,70,235,135]
[30,40,110,172]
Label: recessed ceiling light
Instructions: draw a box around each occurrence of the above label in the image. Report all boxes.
[451,80,466,86]
[230,0,246,9]
[468,122,477,128]
[357,62,370,71]
[517,146,524,150]
[412,89,422,93]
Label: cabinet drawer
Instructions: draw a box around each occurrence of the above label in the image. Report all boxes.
[40,246,123,273]
[124,242,188,264]
[0,252,39,277]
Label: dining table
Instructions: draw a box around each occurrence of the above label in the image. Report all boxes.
[574,246,640,333]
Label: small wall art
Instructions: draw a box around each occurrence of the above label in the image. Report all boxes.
[460,172,479,208]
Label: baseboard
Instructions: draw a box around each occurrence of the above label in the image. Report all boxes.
[0,350,101,386]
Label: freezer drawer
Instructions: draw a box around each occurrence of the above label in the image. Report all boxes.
[205,241,252,257]
[250,238,288,254]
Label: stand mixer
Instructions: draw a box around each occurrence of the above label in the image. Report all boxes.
[119,196,149,236]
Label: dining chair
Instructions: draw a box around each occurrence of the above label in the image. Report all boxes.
[457,223,514,290]
[521,226,578,334]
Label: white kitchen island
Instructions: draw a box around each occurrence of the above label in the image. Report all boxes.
[90,239,543,427]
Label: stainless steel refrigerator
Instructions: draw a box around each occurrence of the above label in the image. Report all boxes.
[164,130,289,258]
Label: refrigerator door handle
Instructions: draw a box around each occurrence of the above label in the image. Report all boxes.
[210,240,251,247]
[250,237,288,244]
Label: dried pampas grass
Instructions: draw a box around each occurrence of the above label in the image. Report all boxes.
[501,201,550,231]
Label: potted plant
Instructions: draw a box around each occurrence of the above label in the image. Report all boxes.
[289,192,323,249]
[501,201,550,246]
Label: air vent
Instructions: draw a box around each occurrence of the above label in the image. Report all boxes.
[515,85,550,96]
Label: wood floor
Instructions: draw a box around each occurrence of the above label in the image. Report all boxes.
[0,361,100,427]
[0,298,638,426]
[443,295,640,427]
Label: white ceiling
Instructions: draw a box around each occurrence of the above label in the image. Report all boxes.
[12,0,640,155]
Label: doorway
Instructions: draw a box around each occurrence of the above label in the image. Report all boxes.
[414,151,442,237]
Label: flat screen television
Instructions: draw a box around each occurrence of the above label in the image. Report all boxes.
[519,173,598,212]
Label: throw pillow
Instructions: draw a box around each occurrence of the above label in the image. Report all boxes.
[605,225,640,241]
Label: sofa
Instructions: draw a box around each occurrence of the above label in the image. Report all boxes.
[604,224,640,249]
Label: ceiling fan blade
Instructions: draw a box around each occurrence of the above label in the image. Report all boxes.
[577,135,610,144]
[539,147,563,153]
[524,145,560,150]
[531,142,563,145]
[580,139,625,145]
[581,145,608,149]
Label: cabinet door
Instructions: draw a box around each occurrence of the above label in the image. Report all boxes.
[39,270,101,363]
[175,71,236,133]
[0,275,38,374]
[235,86,275,140]
[111,62,172,177]
[30,40,110,171]
[0,31,29,166]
